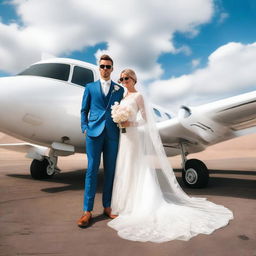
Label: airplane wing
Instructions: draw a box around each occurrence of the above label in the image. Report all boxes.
[0,141,75,158]
[0,143,49,160]
[159,90,256,157]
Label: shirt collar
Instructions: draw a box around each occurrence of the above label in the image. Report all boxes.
[100,79,111,86]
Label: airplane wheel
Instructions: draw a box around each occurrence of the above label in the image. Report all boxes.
[30,159,54,179]
[182,159,209,188]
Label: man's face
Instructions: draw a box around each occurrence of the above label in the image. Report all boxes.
[99,60,113,80]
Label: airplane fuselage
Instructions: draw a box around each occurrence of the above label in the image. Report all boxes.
[1,57,255,188]
[0,58,171,153]
[0,75,87,152]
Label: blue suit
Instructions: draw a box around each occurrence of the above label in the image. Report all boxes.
[81,80,124,211]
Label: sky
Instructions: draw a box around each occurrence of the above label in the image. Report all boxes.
[0,0,255,112]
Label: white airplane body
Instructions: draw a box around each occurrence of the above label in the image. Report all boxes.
[0,59,99,152]
[0,57,255,188]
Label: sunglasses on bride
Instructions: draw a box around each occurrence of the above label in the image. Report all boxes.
[119,77,130,82]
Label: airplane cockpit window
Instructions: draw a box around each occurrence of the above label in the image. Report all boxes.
[153,108,162,117]
[18,63,70,81]
[71,66,94,86]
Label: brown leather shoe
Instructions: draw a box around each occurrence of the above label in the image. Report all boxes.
[77,212,92,227]
[103,207,118,219]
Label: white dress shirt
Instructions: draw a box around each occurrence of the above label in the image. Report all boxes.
[100,79,111,96]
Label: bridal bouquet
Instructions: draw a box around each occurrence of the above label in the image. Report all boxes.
[111,102,132,133]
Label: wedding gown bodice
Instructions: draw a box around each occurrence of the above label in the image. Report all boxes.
[119,92,145,124]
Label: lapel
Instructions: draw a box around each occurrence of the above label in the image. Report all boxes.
[105,82,113,108]
[106,82,114,99]
[106,82,118,109]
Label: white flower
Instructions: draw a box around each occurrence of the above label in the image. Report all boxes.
[111,102,132,123]
[114,85,120,91]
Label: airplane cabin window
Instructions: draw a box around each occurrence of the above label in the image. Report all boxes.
[153,108,162,117]
[165,112,172,119]
[18,63,70,81]
[71,66,94,86]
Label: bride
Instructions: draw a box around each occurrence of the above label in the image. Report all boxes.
[108,69,233,243]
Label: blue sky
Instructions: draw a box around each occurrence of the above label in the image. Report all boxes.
[159,0,256,78]
[0,0,255,109]
[1,0,255,78]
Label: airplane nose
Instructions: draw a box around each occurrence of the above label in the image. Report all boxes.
[0,76,27,134]
[0,76,11,112]
[0,76,19,106]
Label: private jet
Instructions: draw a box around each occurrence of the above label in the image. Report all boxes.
[0,57,255,188]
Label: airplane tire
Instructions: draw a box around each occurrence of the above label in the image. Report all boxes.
[182,159,209,188]
[30,159,54,179]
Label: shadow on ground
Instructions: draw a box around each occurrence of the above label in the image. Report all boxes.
[6,168,256,199]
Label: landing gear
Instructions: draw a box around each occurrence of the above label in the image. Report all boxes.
[30,155,59,180]
[28,141,75,180]
[180,142,209,188]
[182,159,209,188]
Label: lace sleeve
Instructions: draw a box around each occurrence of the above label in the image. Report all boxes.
[132,93,146,126]
[136,94,146,120]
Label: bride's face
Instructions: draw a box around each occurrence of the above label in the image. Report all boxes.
[120,74,135,90]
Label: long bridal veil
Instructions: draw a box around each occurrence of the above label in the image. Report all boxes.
[108,87,233,243]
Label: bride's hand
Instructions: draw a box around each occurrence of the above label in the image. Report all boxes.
[120,121,130,127]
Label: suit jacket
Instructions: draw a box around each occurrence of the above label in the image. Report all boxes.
[81,80,124,139]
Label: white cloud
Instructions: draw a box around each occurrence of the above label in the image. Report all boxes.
[174,45,192,56]
[191,58,200,68]
[149,42,256,111]
[0,0,214,78]
[218,12,229,24]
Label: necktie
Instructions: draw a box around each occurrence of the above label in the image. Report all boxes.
[103,82,109,96]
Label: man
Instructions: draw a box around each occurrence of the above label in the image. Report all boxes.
[78,54,124,227]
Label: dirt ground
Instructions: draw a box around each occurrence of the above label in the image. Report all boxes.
[0,133,255,256]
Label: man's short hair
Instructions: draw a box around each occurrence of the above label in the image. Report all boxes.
[99,54,113,65]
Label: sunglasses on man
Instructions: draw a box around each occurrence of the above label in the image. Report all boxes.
[100,64,112,69]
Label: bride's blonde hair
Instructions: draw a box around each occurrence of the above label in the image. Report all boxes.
[119,69,137,84]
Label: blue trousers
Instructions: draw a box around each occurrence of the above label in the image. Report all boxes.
[84,129,119,211]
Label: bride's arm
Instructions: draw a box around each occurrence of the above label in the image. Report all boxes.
[136,94,147,121]
[129,94,147,127]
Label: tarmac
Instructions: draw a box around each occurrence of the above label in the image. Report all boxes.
[0,133,256,256]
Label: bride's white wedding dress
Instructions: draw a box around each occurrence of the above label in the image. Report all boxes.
[108,92,233,243]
